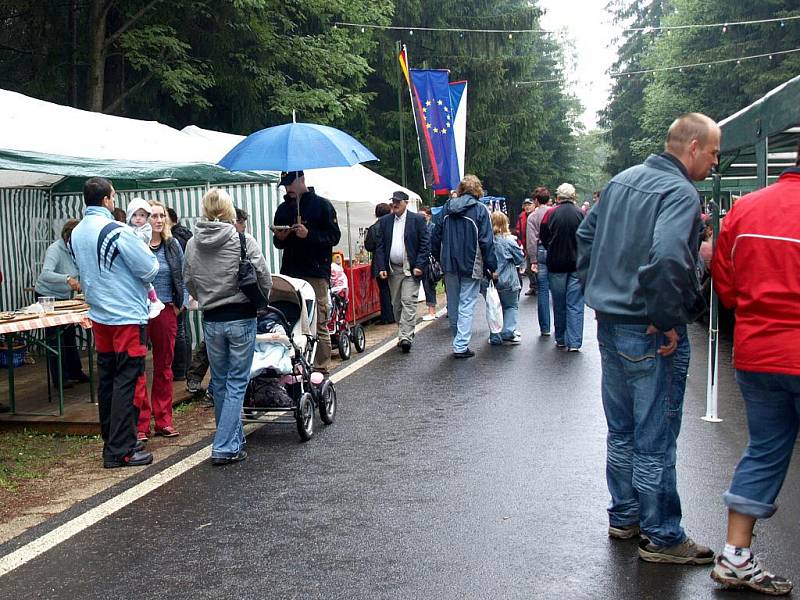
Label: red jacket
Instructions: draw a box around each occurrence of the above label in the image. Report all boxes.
[712,169,800,375]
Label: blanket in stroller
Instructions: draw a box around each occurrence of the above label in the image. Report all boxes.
[250,312,293,378]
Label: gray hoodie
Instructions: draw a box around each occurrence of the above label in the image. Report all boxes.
[183,220,272,314]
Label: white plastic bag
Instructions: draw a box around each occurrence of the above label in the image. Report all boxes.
[485,281,503,334]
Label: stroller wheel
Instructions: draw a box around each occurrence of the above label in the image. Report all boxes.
[351,324,366,353]
[318,380,336,425]
[296,392,315,441]
[337,332,352,360]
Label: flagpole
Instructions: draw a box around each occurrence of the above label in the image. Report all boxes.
[702,173,722,423]
[396,40,407,188]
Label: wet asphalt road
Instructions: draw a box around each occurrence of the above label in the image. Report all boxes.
[1,293,799,600]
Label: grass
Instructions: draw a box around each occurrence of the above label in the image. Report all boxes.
[0,430,100,491]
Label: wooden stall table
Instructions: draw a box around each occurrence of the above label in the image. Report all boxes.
[0,306,95,416]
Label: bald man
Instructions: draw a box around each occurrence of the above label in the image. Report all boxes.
[576,113,720,565]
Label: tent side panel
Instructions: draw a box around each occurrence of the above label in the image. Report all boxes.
[0,188,50,311]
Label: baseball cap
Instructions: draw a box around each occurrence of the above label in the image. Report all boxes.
[522,198,533,205]
[279,170,304,187]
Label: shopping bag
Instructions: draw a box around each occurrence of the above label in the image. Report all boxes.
[485,281,503,334]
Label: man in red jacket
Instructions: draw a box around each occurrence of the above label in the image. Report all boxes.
[709,149,800,596]
[516,198,536,295]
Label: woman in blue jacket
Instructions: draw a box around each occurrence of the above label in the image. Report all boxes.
[34,219,89,389]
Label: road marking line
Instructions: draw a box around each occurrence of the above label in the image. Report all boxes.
[0,315,443,577]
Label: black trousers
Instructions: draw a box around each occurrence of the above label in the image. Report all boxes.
[171,310,191,380]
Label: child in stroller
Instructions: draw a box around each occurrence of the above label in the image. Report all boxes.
[243,274,336,441]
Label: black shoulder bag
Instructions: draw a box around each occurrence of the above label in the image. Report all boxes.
[237,232,266,308]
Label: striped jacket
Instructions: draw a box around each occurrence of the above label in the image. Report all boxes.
[71,206,159,326]
[712,168,800,376]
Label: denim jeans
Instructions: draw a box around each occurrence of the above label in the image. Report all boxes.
[536,246,550,334]
[598,321,689,547]
[444,273,481,353]
[203,318,256,458]
[548,271,584,348]
[724,370,800,519]
[488,288,520,344]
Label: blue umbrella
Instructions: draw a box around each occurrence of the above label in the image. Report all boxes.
[218,122,378,172]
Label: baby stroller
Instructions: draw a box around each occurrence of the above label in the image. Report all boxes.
[243,274,336,441]
[327,285,366,360]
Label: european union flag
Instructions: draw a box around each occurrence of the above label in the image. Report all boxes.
[409,69,461,194]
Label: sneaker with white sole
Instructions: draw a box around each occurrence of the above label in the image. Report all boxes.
[422,314,436,321]
[503,334,522,345]
[711,553,792,595]
[638,537,715,565]
[608,524,640,540]
[148,299,165,319]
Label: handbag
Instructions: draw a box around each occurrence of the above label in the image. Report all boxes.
[237,232,266,308]
[424,254,444,287]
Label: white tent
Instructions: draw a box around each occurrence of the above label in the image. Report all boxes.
[181,126,421,255]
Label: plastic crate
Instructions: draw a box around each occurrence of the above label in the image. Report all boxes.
[0,343,25,369]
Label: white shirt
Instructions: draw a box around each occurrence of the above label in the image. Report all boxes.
[389,210,407,266]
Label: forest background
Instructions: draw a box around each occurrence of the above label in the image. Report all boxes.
[1,0,798,207]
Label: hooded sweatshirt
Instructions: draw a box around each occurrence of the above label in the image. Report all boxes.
[126,197,152,244]
[430,194,497,279]
[183,220,272,322]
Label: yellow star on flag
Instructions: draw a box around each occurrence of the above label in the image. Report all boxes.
[433,128,439,133]
[437,99,443,106]
[426,100,432,106]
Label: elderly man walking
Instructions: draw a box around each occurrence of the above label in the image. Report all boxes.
[540,183,584,351]
[374,191,430,353]
[576,112,719,564]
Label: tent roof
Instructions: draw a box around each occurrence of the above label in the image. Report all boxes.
[705,75,800,192]
[0,89,271,188]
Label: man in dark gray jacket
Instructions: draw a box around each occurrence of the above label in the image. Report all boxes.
[576,112,720,565]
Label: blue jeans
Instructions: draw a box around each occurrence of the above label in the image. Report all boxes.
[548,271,584,348]
[444,273,481,353]
[203,318,256,458]
[724,370,800,519]
[536,247,550,334]
[488,288,520,344]
[598,321,688,547]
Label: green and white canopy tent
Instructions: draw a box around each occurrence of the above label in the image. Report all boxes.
[0,88,279,315]
[702,75,800,422]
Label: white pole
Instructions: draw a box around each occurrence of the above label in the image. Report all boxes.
[346,201,355,326]
[702,286,722,422]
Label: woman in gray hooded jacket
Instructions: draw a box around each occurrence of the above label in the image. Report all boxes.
[183,188,272,465]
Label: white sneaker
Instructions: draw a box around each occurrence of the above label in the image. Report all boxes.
[422,314,436,321]
[148,299,165,320]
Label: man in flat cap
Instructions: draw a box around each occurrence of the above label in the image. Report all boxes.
[373,191,430,353]
[272,170,341,372]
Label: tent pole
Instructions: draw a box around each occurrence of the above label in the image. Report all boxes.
[702,173,722,423]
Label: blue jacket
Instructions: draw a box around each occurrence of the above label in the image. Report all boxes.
[493,234,524,292]
[373,210,430,275]
[431,195,497,279]
[34,239,79,299]
[576,153,705,331]
[70,206,159,325]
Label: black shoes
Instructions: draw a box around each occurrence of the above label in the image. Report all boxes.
[400,339,412,353]
[103,450,154,469]
[211,450,248,466]
[453,349,475,358]
[133,439,146,452]
[70,372,90,383]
